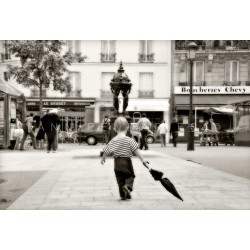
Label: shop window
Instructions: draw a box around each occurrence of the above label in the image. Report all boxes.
[187,61,205,85]
[101,41,116,62]
[225,60,239,83]
[139,41,154,62]
[67,72,81,97]
[101,72,114,97]
[139,72,154,97]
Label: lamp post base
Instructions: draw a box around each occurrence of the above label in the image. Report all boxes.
[187,129,195,151]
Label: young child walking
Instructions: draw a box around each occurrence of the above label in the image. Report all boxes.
[101,117,148,200]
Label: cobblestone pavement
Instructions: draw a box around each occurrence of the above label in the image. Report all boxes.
[0,144,249,210]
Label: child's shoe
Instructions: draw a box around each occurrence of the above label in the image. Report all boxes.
[122,186,131,199]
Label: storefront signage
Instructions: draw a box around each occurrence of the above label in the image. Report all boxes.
[27,101,94,106]
[175,86,250,95]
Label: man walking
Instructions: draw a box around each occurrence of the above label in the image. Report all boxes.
[102,115,111,144]
[41,110,60,153]
[137,113,151,150]
[20,113,37,150]
[157,120,168,147]
[170,118,179,147]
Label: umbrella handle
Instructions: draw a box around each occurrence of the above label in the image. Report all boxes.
[143,161,150,169]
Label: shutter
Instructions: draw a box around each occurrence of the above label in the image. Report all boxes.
[225,61,231,82]
[147,41,153,54]
[109,40,116,54]
[232,61,238,82]
[101,41,108,54]
[75,41,81,53]
[140,73,153,90]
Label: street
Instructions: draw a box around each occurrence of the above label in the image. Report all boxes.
[151,143,250,180]
[0,143,249,210]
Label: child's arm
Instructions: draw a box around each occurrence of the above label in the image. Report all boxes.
[134,149,148,165]
[101,152,108,165]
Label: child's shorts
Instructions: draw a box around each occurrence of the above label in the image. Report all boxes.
[114,157,135,179]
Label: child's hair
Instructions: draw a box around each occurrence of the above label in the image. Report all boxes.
[114,117,129,132]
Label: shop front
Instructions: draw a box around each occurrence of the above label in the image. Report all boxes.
[174,86,250,142]
[26,98,95,132]
[0,79,25,149]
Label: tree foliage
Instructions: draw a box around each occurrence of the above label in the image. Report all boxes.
[6,40,73,92]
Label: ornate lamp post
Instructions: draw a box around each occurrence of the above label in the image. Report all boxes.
[109,61,133,139]
[187,42,198,151]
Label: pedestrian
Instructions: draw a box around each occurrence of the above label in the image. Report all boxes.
[36,112,46,150]
[137,113,151,150]
[101,117,148,200]
[209,118,219,145]
[20,113,37,150]
[102,115,111,144]
[170,118,179,147]
[202,121,209,132]
[157,120,168,147]
[41,110,61,153]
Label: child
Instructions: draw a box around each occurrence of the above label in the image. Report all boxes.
[101,117,148,200]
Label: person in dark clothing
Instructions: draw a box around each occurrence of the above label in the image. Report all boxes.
[170,118,179,147]
[41,111,60,153]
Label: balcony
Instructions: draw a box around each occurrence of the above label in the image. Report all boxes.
[31,89,47,97]
[175,40,250,51]
[65,90,82,98]
[138,90,154,98]
[100,53,116,62]
[223,81,241,86]
[179,82,206,86]
[100,89,112,98]
[1,53,11,61]
[138,53,155,63]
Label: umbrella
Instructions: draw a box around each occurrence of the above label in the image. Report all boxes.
[143,162,183,201]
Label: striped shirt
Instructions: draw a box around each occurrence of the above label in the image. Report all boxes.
[103,136,139,158]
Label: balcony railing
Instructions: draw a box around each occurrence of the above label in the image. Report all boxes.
[223,81,241,86]
[138,90,154,98]
[179,82,206,86]
[31,89,47,97]
[65,90,82,98]
[100,53,116,62]
[100,89,112,98]
[138,53,155,63]
[175,40,250,51]
[1,53,11,61]
[178,81,250,86]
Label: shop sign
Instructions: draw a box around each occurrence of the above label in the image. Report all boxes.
[27,101,94,106]
[175,86,250,95]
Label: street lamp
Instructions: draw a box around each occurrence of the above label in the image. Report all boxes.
[187,41,198,151]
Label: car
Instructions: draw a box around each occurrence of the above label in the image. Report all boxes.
[77,122,156,145]
[77,123,104,145]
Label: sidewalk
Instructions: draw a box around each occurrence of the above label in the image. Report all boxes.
[1,144,250,210]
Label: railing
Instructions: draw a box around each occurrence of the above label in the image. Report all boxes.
[178,81,249,86]
[138,53,155,63]
[179,82,206,86]
[1,53,11,61]
[100,89,112,98]
[31,89,47,97]
[175,40,250,51]
[138,90,154,98]
[100,53,116,62]
[65,90,82,98]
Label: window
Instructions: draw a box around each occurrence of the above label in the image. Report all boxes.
[139,41,154,62]
[187,61,205,84]
[139,73,154,97]
[0,40,11,61]
[101,41,116,62]
[101,72,114,97]
[68,40,81,54]
[68,72,81,97]
[225,61,239,82]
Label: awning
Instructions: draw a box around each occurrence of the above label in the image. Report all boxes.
[0,78,24,98]
[127,99,169,112]
[203,106,234,115]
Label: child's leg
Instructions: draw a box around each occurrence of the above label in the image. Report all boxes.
[125,176,134,192]
[114,171,126,198]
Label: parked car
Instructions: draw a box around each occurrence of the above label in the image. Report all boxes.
[77,122,156,145]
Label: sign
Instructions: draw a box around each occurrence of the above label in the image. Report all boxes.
[27,101,94,106]
[179,127,185,137]
[175,86,250,95]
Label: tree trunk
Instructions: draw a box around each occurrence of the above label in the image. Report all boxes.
[39,82,43,115]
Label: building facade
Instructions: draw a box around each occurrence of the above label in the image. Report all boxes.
[0,40,172,138]
[173,40,250,141]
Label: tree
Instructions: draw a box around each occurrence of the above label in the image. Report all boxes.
[5,40,74,114]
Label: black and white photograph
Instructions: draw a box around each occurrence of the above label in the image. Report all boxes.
[0,1,249,250]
